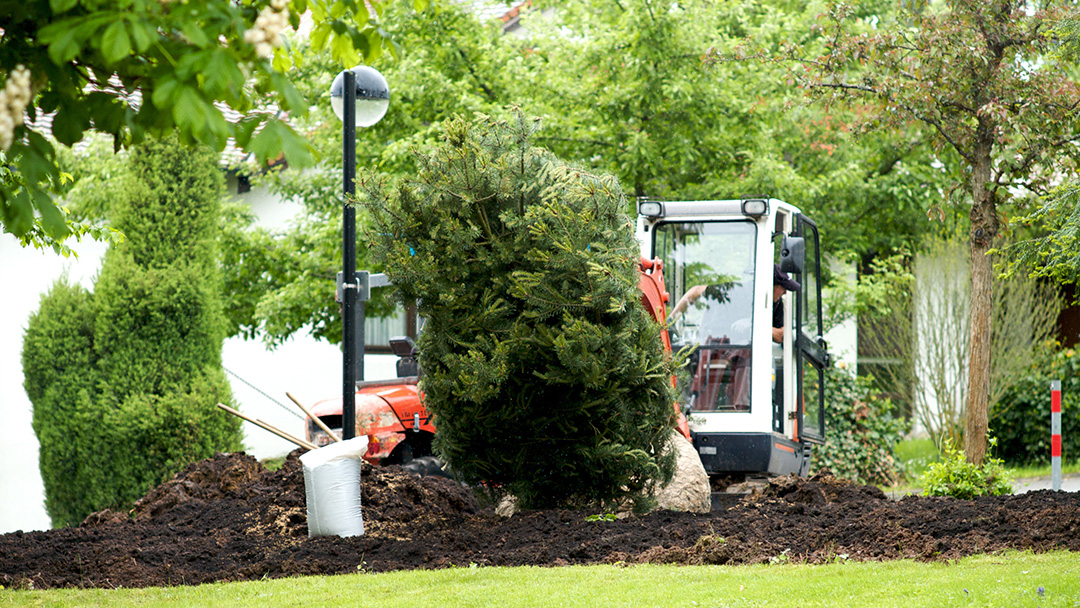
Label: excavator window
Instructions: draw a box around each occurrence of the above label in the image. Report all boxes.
[654,220,757,413]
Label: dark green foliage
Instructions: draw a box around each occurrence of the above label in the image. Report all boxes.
[110,138,223,269]
[990,347,1079,466]
[23,135,241,528]
[362,112,678,511]
[94,254,225,397]
[23,280,108,526]
[815,364,907,486]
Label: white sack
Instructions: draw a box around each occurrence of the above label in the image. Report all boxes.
[300,436,369,538]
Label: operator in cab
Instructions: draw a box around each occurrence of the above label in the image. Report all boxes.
[672,264,799,344]
[770,265,800,342]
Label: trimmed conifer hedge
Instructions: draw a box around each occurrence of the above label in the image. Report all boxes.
[23,136,241,527]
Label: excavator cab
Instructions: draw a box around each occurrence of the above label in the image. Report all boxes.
[637,198,829,477]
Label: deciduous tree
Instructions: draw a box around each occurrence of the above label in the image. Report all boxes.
[792,0,1080,463]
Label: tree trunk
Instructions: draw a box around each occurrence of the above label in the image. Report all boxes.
[964,143,997,465]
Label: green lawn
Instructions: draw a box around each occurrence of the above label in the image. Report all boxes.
[1008,460,1080,480]
[895,437,940,480]
[3,551,1077,608]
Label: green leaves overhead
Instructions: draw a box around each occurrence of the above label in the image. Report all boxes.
[2,0,419,253]
[100,21,132,64]
[249,117,318,169]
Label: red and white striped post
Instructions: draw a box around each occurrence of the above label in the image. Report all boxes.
[1051,380,1062,491]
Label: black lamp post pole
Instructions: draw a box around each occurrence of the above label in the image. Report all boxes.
[341,69,357,441]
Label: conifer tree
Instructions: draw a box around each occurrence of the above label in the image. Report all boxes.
[23,135,241,527]
[362,112,677,510]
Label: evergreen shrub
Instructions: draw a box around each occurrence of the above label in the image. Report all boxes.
[23,280,107,526]
[23,136,241,527]
[362,112,678,511]
[814,363,907,485]
[990,346,1079,465]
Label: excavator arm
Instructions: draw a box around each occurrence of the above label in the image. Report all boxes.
[638,256,691,441]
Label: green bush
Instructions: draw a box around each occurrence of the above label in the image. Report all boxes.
[990,346,1079,465]
[362,112,677,511]
[23,136,241,527]
[921,439,1014,499]
[814,363,907,485]
[23,280,107,526]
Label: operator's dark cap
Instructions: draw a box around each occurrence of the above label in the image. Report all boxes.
[774,264,800,291]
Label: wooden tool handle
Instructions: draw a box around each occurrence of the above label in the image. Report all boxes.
[216,403,318,451]
[286,392,341,443]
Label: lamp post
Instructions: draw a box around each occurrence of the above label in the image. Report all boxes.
[330,65,389,440]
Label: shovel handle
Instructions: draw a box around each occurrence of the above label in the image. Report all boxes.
[287,392,341,443]
[216,403,318,451]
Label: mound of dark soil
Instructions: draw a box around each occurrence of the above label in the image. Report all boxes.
[1,454,1077,589]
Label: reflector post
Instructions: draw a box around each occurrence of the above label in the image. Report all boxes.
[1051,379,1062,491]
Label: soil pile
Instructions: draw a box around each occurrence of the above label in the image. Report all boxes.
[2,455,1078,590]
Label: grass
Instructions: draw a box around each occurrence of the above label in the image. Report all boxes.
[260,456,287,472]
[895,437,940,480]
[2,551,1077,607]
[1008,460,1080,480]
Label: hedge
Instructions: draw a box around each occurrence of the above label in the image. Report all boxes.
[990,347,1079,466]
[23,136,241,527]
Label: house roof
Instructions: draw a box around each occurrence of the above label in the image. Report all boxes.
[469,0,532,28]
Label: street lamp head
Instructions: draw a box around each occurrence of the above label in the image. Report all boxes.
[330,65,389,127]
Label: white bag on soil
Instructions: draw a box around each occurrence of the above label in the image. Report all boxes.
[300,436,369,538]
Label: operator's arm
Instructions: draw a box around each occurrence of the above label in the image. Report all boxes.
[771,326,783,344]
[671,284,708,317]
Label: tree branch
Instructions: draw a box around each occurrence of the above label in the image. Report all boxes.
[453,40,497,103]
[535,135,617,148]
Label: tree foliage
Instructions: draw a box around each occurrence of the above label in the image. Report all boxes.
[361,111,678,510]
[789,0,1080,464]
[220,2,517,343]
[529,0,952,258]
[1003,184,1080,287]
[1,0,421,253]
[23,135,241,527]
[222,0,954,345]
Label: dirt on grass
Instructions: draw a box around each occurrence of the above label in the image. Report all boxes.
[2,451,1078,589]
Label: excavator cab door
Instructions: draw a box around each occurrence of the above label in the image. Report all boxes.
[795,214,827,444]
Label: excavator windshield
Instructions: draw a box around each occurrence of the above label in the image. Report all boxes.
[654,220,757,412]
[655,221,757,346]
